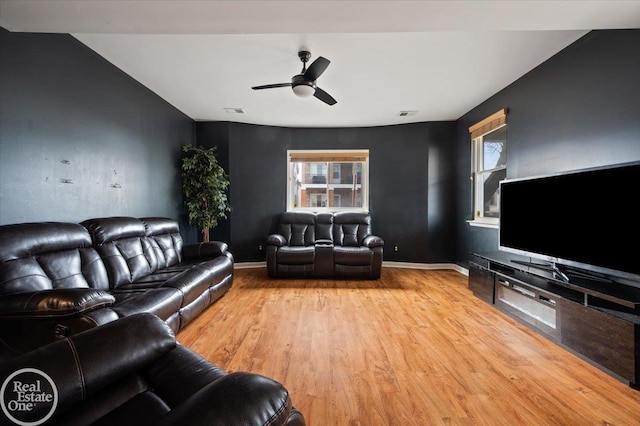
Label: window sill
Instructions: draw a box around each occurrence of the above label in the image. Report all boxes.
[467,219,499,229]
[288,208,369,213]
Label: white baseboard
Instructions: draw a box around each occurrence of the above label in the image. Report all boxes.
[234,261,267,270]
[234,260,469,276]
[383,261,468,276]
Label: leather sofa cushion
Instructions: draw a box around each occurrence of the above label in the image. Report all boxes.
[161,264,214,307]
[0,223,110,294]
[97,238,153,288]
[277,246,315,264]
[141,217,184,268]
[142,343,228,407]
[111,288,183,321]
[333,212,372,247]
[0,248,110,294]
[315,212,334,241]
[333,246,374,265]
[277,212,316,246]
[154,234,181,267]
[335,224,360,246]
[291,224,313,246]
[0,222,92,261]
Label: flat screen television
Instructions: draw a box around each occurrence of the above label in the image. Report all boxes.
[498,161,640,283]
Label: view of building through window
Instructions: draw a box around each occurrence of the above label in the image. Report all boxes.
[287,150,369,211]
[477,126,507,218]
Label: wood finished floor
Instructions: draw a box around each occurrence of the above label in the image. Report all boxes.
[177,268,640,425]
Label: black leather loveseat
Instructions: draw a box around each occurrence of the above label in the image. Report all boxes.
[0,217,233,358]
[0,313,305,425]
[267,211,384,279]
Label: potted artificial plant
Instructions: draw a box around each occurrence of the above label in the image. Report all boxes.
[181,144,230,242]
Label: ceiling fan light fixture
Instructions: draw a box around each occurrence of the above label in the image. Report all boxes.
[292,84,315,97]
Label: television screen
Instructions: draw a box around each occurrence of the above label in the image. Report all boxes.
[499,161,640,282]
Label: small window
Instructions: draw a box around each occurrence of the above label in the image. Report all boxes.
[287,150,369,212]
[469,109,507,227]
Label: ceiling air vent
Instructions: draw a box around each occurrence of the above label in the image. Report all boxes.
[224,107,245,114]
[398,110,418,117]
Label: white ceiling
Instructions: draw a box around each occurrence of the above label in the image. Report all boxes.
[1,1,640,127]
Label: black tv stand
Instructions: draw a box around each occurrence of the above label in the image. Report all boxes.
[510,258,612,284]
[510,259,554,270]
[563,266,614,283]
[468,251,640,388]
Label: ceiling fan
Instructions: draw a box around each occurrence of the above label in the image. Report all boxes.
[252,51,337,105]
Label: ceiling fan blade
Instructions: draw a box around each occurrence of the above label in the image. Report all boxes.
[304,56,330,81]
[314,87,337,105]
[252,83,292,90]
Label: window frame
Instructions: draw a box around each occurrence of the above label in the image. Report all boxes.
[286,149,369,212]
[468,109,507,228]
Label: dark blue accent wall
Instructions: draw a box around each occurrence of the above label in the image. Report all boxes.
[0,28,194,226]
[455,30,640,267]
[197,121,456,262]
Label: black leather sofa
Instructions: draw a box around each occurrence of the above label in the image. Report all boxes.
[0,217,233,358]
[0,313,305,425]
[267,211,384,279]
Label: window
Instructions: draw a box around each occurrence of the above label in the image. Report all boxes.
[469,109,507,228]
[332,164,341,183]
[287,150,369,212]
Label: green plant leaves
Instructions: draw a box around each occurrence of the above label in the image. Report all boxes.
[181,144,231,239]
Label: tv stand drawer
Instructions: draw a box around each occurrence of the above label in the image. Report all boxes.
[468,262,494,304]
[494,273,560,340]
[560,298,638,384]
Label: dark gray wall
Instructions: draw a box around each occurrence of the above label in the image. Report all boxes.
[455,29,640,267]
[0,28,194,226]
[197,121,456,263]
[3,26,637,267]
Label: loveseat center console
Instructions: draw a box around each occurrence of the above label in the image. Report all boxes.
[469,251,640,388]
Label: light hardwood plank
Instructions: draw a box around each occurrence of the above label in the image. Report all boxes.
[177,268,640,426]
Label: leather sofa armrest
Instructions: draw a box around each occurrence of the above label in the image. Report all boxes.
[156,372,297,426]
[182,241,228,260]
[0,289,115,318]
[267,234,287,247]
[362,235,385,248]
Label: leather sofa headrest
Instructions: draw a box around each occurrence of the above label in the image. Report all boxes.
[141,217,180,236]
[316,213,334,224]
[333,212,371,225]
[0,222,92,262]
[279,212,316,225]
[81,217,145,245]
